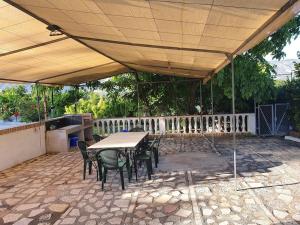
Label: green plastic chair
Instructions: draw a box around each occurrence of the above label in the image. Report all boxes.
[133,142,153,181]
[152,136,161,168]
[147,136,161,168]
[92,134,104,142]
[78,141,100,180]
[98,149,131,190]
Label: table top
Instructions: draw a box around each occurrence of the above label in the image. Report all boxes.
[88,132,148,149]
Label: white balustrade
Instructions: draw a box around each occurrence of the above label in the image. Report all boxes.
[94,113,256,136]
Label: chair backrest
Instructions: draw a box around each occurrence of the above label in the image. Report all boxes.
[78,141,89,160]
[154,135,162,149]
[93,134,103,142]
[129,127,144,132]
[99,149,122,169]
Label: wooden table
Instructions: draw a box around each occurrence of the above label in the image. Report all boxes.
[88,132,149,150]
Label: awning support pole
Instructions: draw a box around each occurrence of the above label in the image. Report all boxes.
[199,80,203,134]
[210,77,214,144]
[230,55,237,190]
[137,82,140,124]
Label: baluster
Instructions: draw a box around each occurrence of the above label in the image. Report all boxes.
[232,115,235,133]
[188,117,192,133]
[154,119,158,134]
[117,120,120,132]
[111,120,115,133]
[235,115,238,133]
[171,118,175,133]
[143,118,146,131]
[237,115,241,133]
[96,121,100,134]
[177,117,180,133]
[212,115,215,133]
[166,118,169,134]
[106,121,109,134]
[149,119,153,134]
[242,115,246,132]
[217,116,220,132]
[182,117,186,133]
[127,119,131,131]
[102,121,106,135]
[200,116,203,134]
[224,116,227,133]
[194,117,198,134]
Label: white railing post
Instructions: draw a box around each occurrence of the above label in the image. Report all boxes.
[94,113,255,136]
[159,117,165,134]
[194,116,198,134]
[177,117,180,133]
[248,114,256,134]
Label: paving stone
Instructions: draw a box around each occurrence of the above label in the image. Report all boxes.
[61,217,76,224]
[97,206,108,213]
[29,208,45,217]
[48,203,69,213]
[3,213,22,223]
[138,197,153,204]
[245,199,255,205]
[84,205,95,213]
[90,214,100,219]
[220,208,231,215]
[155,194,172,204]
[149,218,162,225]
[108,217,122,225]
[232,205,242,213]
[153,212,166,218]
[39,213,51,221]
[292,213,300,221]
[114,199,130,208]
[78,216,88,222]
[86,220,97,225]
[0,193,13,199]
[273,209,288,219]
[135,210,147,218]
[278,194,293,203]
[202,208,213,216]
[15,203,40,211]
[163,204,179,214]
[102,213,113,219]
[219,221,229,225]
[13,218,33,225]
[69,208,80,217]
[175,208,192,218]
[207,218,215,224]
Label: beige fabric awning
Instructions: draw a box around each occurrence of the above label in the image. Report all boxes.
[0,0,299,85]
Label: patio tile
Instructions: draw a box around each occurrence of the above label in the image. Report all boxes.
[0,136,299,225]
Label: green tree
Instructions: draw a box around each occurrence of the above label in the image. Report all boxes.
[65,92,107,118]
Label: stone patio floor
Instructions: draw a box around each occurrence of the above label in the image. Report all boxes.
[0,136,300,225]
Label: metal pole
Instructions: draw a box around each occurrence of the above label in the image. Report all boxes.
[199,80,203,113]
[230,56,237,190]
[210,77,214,144]
[137,82,140,124]
[200,80,203,134]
